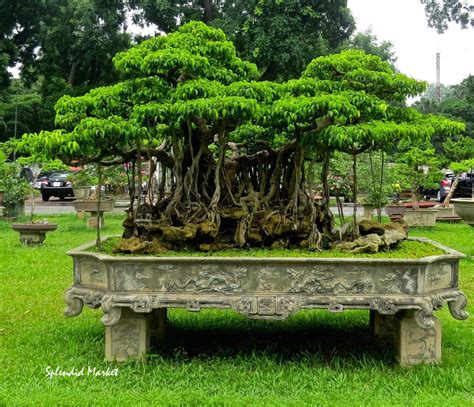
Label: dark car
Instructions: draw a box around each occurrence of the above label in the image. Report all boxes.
[40,172,74,201]
[33,171,53,189]
[438,172,473,202]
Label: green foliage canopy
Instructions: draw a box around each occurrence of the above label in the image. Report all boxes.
[16,22,466,248]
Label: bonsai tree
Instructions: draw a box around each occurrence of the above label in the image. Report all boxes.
[17,22,465,250]
[396,140,441,209]
[0,160,31,218]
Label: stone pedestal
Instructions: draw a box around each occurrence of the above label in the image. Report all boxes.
[363,206,374,220]
[370,310,396,337]
[105,308,150,362]
[87,212,104,228]
[76,210,85,220]
[395,310,441,366]
[104,308,168,361]
[150,308,168,345]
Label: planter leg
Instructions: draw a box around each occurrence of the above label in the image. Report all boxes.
[394,310,441,366]
[87,212,104,228]
[105,308,150,362]
[150,308,168,345]
[369,310,396,337]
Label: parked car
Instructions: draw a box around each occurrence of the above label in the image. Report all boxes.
[438,172,473,202]
[40,172,74,201]
[33,171,53,189]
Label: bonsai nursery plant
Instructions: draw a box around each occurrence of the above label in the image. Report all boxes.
[396,141,440,226]
[68,167,96,199]
[15,22,469,365]
[71,165,115,228]
[0,160,31,219]
[11,187,57,245]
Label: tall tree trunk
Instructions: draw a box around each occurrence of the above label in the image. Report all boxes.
[68,61,79,86]
[202,0,213,23]
[352,153,359,238]
[443,174,460,207]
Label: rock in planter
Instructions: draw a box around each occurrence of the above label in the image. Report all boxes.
[334,219,408,253]
[11,222,57,245]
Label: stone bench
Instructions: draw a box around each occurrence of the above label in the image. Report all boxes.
[64,237,468,365]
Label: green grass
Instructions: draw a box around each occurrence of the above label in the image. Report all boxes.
[92,237,445,259]
[1,215,473,406]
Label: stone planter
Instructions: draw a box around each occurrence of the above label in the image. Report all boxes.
[385,205,406,221]
[73,199,115,228]
[11,222,57,245]
[72,186,92,199]
[3,201,24,219]
[451,199,474,227]
[64,238,468,365]
[435,205,461,222]
[404,209,437,227]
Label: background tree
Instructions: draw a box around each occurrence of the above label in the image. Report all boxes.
[414,74,474,164]
[339,29,397,65]
[131,0,355,81]
[420,0,474,32]
[0,79,42,143]
[1,0,132,131]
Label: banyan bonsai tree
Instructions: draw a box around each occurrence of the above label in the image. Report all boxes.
[17,22,465,251]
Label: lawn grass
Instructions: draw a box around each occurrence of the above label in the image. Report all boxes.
[0,215,473,406]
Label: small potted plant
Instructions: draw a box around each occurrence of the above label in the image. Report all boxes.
[69,167,96,199]
[73,165,115,228]
[11,186,58,245]
[0,161,31,219]
[396,145,439,227]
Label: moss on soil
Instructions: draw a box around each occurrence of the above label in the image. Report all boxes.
[89,237,445,259]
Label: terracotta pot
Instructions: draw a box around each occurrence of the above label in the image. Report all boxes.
[403,201,436,209]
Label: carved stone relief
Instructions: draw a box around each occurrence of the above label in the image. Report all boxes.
[166,265,247,293]
[115,264,150,291]
[426,263,453,291]
[287,267,373,295]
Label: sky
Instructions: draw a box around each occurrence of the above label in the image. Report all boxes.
[347,0,474,85]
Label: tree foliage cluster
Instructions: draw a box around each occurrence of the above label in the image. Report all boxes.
[17,22,465,250]
[414,75,474,164]
[1,0,469,142]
